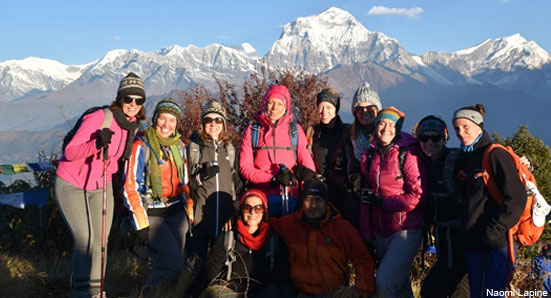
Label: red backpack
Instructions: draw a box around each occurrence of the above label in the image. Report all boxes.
[478,144,545,264]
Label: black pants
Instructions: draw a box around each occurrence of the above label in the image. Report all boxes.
[421,227,468,298]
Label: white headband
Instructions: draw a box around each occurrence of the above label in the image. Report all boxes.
[453,109,483,126]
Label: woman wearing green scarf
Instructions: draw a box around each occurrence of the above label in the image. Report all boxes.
[122,98,191,287]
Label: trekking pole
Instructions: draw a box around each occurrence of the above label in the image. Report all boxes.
[279,164,290,215]
[100,146,108,298]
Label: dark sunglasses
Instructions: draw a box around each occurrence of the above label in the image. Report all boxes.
[203,117,224,125]
[419,135,443,143]
[121,96,145,106]
[241,204,265,214]
[354,106,376,113]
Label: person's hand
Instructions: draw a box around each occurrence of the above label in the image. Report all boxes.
[95,128,114,150]
[361,189,383,208]
[136,227,149,245]
[271,167,297,187]
[292,164,316,181]
[222,219,233,232]
[198,162,219,182]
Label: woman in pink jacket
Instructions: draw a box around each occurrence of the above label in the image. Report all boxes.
[359,106,427,298]
[239,84,315,217]
[55,73,145,298]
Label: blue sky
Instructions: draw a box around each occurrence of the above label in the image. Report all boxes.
[1,0,550,65]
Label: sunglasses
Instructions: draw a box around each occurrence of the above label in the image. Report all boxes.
[121,96,145,106]
[241,204,265,214]
[419,135,443,143]
[354,106,376,113]
[203,117,224,125]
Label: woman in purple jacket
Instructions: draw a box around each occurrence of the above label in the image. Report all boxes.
[359,106,427,298]
[55,73,145,298]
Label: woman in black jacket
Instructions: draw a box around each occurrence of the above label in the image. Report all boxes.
[204,189,275,298]
[452,104,527,298]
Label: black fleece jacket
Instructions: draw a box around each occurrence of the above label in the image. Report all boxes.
[461,132,527,250]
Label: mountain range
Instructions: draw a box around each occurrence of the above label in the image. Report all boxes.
[1,6,550,163]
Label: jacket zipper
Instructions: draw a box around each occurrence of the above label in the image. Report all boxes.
[214,140,220,238]
[377,154,384,234]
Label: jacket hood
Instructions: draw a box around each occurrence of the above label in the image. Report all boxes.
[254,85,293,126]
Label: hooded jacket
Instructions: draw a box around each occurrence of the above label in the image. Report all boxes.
[239,87,315,197]
[359,132,428,240]
[270,204,375,296]
[57,109,132,190]
[461,131,527,250]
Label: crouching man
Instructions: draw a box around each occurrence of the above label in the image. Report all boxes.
[270,179,375,297]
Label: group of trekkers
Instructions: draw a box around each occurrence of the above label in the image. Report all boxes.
[54,72,551,298]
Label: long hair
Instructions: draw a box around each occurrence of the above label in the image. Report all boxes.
[199,122,231,145]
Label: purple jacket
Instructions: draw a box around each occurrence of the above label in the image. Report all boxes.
[57,109,132,190]
[359,132,427,240]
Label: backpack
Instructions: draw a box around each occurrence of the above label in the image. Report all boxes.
[250,121,298,160]
[478,144,547,264]
[62,106,112,152]
[223,230,237,281]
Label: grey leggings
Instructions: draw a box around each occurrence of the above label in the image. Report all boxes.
[55,176,114,293]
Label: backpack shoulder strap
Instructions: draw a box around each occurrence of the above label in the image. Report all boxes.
[480,143,510,205]
[226,143,235,169]
[289,120,298,160]
[101,107,113,130]
[251,122,261,157]
[396,146,409,179]
[188,142,201,174]
[224,230,236,280]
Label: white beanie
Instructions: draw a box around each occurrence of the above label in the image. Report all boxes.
[351,82,382,114]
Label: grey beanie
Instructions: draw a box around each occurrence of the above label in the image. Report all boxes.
[351,82,382,114]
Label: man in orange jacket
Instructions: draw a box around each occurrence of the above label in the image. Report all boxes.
[270,179,375,297]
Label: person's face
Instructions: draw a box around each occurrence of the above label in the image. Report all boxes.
[453,118,482,146]
[241,196,265,228]
[354,103,378,127]
[202,112,224,140]
[419,132,445,159]
[376,118,396,146]
[302,195,327,220]
[265,98,286,121]
[121,95,144,118]
[318,102,336,124]
[155,113,177,138]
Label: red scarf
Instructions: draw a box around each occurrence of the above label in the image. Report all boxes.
[236,218,270,250]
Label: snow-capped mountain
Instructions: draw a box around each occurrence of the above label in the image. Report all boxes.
[421,33,551,78]
[265,7,418,73]
[0,57,92,102]
[1,6,551,163]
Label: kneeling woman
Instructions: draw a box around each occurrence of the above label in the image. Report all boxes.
[123,98,190,286]
[204,189,273,298]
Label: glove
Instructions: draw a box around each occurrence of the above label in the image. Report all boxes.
[198,162,219,183]
[271,167,297,187]
[136,227,149,245]
[292,164,316,182]
[345,173,362,193]
[95,128,114,150]
[361,189,383,208]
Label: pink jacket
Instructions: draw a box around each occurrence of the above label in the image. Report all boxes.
[359,132,427,240]
[239,87,315,197]
[57,109,132,190]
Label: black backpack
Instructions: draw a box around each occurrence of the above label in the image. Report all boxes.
[62,106,113,152]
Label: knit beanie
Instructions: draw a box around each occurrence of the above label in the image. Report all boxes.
[264,85,290,106]
[316,88,340,112]
[240,189,268,208]
[201,100,227,131]
[416,115,449,141]
[117,72,146,100]
[301,179,329,201]
[351,82,382,114]
[453,107,484,128]
[152,98,182,126]
[377,106,405,133]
